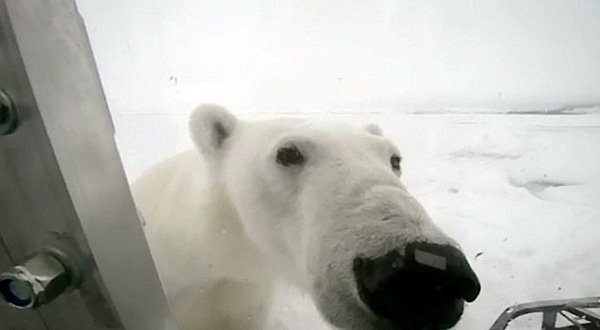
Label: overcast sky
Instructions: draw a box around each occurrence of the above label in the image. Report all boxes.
[76,0,600,114]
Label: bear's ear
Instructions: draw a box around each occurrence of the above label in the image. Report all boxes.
[189,104,238,158]
[363,123,383,136]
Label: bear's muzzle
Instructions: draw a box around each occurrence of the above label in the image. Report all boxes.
[353,242,481,330]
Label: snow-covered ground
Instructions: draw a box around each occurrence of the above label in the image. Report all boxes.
[114,111,600,330]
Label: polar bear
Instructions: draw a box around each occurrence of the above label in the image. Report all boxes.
[132,104,480,330]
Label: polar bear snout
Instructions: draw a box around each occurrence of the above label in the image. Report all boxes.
[353,242,480,330]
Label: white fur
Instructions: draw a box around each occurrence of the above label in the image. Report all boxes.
[132,105,460,330]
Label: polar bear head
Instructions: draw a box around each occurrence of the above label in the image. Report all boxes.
[190,104,480,330]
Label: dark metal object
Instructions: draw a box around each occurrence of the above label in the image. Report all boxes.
[489,297,600,330]
[0,88,18,135]
[0,250,79,309]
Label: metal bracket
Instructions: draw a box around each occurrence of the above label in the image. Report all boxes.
[489,297,600,330]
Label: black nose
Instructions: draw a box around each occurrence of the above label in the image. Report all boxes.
[353,242,481,330]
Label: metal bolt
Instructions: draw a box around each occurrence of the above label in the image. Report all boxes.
[0,252,74,309]
[0,89,19,136]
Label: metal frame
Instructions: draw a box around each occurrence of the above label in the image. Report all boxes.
[0,0,178,329]
[490,297,600,330]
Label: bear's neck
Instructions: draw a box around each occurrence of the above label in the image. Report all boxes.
[203,184,273,282]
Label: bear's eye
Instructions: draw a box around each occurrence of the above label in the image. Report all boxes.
[390,154,401,172]
[276,144,305,167]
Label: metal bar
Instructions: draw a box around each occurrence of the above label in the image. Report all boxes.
[543,310,558,330]
[489,297,600,330]
[0,0,179,329]
[567,308,600,325]
[556,326,598,330]
[559,311,587,330]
